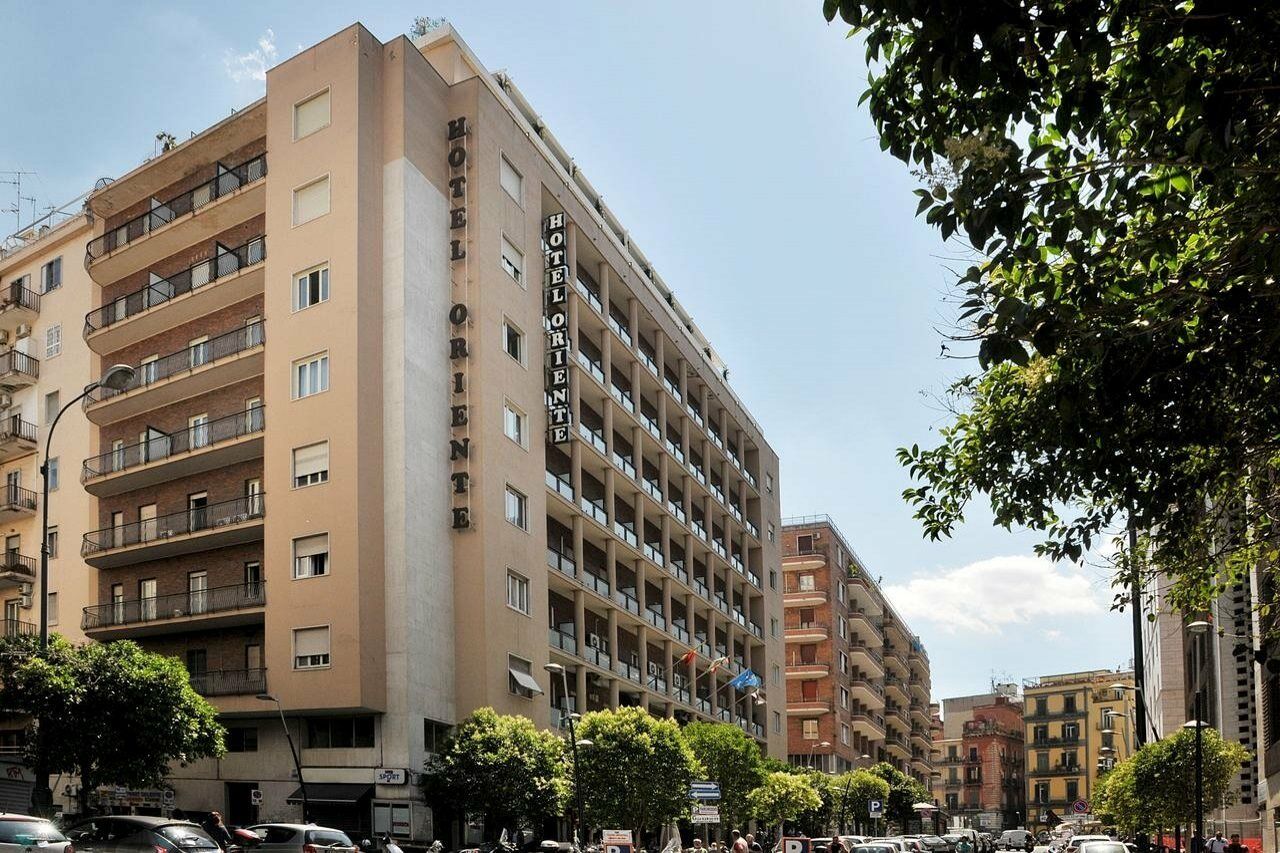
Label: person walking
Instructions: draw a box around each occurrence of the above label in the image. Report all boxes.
[204,813,233,851]
[1225,835,1246,853]
[748,835,763,853]
[956,837,973,853]
[1207,834,1227,853]
[732,831,749,853]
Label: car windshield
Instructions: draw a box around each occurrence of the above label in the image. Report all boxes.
[306,830,355,848]
[0,821,66,844]
[158,825,220,849]
[1077,845,1125,853]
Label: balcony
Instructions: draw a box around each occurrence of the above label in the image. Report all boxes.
[81,494,265,569]
[83,321,265,425]
[0,416,37,463]
[0,486,37,522]
[0,551,36,586]
[850,713,887,737]
[84,236,266,354]
[787,662,830,679]
[0,350,38,390]
[786,699,834,715]
[82,407,265,497]
[82,580,266,639]
[0,619,36,638]
[85,154,267,282]
[1027,765,1084,777]
[190,667,267,697]
[785,623,828,642]
[0,281,40,327]
[783,588,827,607]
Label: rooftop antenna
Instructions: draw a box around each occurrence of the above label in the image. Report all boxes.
[0,171,37,234]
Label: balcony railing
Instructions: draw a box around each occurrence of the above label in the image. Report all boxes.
[81,580,266,630]
[86,321,264,404]
[84,237,266,334]
[1,281,39,315]
[0,550,36,580]
[190,667,267,697]
[0,350,39,383]
[0,416,37,446]
[82,494,265,557]
[86,155,268,262]
[0,619,36,637]
[0,485,37,514]
[546,469,574,501]
[83,407,265,480]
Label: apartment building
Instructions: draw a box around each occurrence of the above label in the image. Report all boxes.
[932,695,1025,832]
[780,516,933,784]
[1023,670,1136,831]
[55,21,783,838]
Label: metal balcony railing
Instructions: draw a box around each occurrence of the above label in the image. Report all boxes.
[85,237,266,333]
[0,351,39,383]
[190,667,267,697]
[0,619,36,637]
[0,416,37,445]
[85,155,267,263]
[81,580,266,630]
[81,494,265,556]
[85,321,264,404]
[0,550,36,580]
[0,485,37,513]
[83,406,265,480]
[1,281,39,314]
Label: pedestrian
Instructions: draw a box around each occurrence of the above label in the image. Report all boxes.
[1225,836,1246,853]
[382,834,404,853]
[748,835,763,853]
[690,839,706,853]
[1207,835,1227,853]
[204,812,233,851]
[732,832,749,853]
[1191,834,1203,853]
[956,838,973,853]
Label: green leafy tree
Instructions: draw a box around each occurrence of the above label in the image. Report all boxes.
[682,722,765,832]
[823,1,1280,616]
[748,771,823,837]
[868,762,928,832]
[793,770,837,836]
[421,707,567,838]
[830,770,891,834]
[575,707,702,838]
[0,636,224,814]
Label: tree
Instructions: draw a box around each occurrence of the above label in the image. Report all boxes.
[748,771,823,837]
[868,762,928,833]
[681,722,765,832]
[0,636,224,814]
[823,1,1280,617]
[421,707,567,838]
[575,707,702,838]
[829,770,891,834]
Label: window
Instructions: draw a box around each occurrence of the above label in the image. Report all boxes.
[43,324,61,358]
[767,522,775,543]
[1063,693,1078,712]
[773,711,782,733]
[968,746,978,761]
[293,175,331,225]
[188,334,210,368]
[765,472,773,494]
[1036,751,1049,771]
[1034,782,1050,804]
[1061,749,1077,769]
[1035,697,1048,716]
[40,257,61,293]
[770,617,778,637]
[838,651,848,674]
[503,402,526,447]
[500,155,522,203]
[839,686,850,709]
[506,570,530,614]
[772,663,780,686]
[504,486,528,530]
[294,265,329,310]
[802,719,819,740]
[43,391,59,425]
[46,592,57,626]
[293,625,331,669]
[306,715,374,748]
[226,726,259,753]
[292,441,330,487]
[769,569,778,590]
[293,534,330,579]
[46,458,58,491]
[502,318,525,364]
[1065,779,1079,801]
[798,573,815,591]
[424,719,452,755]
[500,236,524,284]
[45,526,57,559]
[293,353,329,398]
[797,534,814,553]
[1033,725,1049,743]
[1062,721,1079,740]
[293,89,331,140]
[508,654,540,698]
[840,723,850,745]
[801,680,819,701]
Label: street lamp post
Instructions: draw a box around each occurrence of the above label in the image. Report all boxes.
[257,693,308,822]
[808,740,831,771]
[30,364,135,815]
[545,663,586,842]
[1184,702,1207,846]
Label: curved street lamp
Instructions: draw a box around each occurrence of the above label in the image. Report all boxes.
[257,693,308,822]
[546,662,586,842]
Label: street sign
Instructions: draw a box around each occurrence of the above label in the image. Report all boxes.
[605,845,633,853]
[250,789,263,806]
[783,839,811,853]
[1072,800,1089,814]
[376,768,408,785]
[691,806,721,825]
[869,799,884,818]
[162,790,175,805]
[690,781,721,800]
[603,831,634,846]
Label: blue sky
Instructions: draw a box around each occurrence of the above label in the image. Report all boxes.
[0,1,1132,700]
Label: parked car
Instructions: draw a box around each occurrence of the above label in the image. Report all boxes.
[906,837,949,853]
[998,831,1035,852]
[852,845,900,853]
[247,825,358,853]
[63,816,220,853]
[1065,837,1113,853]
[1073,843,1126,853]
[0,815,73,853]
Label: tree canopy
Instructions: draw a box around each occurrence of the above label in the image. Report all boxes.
[0,636,224,814]
[823,1,1280,616]
[421,707,568,838]
[748,771,824,836]
[682,721,765,832]
[868,761,929,832]
[830,770,891,834]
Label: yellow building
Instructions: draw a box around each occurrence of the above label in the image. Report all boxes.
[1023,670,1136,830]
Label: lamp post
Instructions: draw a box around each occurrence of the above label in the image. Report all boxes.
[1185,618,1213,849]
[257,693,308,822]
[30,363,134,815]
[546,662,586,842]
[808,740,831,771]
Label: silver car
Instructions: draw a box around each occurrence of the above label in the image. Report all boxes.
[0,815,72,853]
[247,824,358,853]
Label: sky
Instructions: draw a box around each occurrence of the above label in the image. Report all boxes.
[0,1,1133,701]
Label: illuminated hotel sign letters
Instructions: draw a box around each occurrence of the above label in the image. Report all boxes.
[448,116,472,530]
[543,212,572,445]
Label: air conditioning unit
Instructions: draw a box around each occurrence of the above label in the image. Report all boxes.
[588,633,602,650]
[18,583,32,596]
[0,394,12,409]
[647,661,662,676]
[14,324,31,340]
[19,593,31,609]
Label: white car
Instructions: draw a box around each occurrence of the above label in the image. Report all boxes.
[0,815,73,853]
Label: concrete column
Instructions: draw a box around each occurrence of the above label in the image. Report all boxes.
[597,260,610,315]
[638,625,649,694]
[631,424,643,477]
[607,608,619,679]
[628,297,640,347]
[599,326,612,389]
[571,515,584,580]
[602,394,615,456]
[570,420,584,501]
[605,538,617,596]
[604,467,616,529]
[573,589,586,652]
[609,676,620,708]
[575,664,587,713]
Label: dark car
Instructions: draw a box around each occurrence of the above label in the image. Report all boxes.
[64,817,220,853]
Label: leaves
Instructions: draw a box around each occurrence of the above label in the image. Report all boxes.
[748,771,823,832]
[683,722,765,832]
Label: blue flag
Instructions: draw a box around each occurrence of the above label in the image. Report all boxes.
[728,669,762,691]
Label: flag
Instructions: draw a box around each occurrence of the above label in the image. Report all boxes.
[708,656,729,675]
[678,648,697,666]
[728,669,762,691]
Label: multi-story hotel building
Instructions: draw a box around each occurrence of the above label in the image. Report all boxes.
[13,20,785,839]
[1023,670,1136,831]
[931,694,1025,831]
[780,516,933,784]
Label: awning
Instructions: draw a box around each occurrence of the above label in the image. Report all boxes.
[509,667,545,695]
[286,784,373,805]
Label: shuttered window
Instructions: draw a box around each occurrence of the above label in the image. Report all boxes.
[292,176,330,225]
[293,534,329,578]
[293,89,331,140]
[292,442,329,487]
[293,626,330,669]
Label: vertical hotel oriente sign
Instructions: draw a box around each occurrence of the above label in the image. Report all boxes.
[543,213,572,445]
[447,116,472,530]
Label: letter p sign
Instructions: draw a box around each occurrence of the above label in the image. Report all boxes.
[606,845,632,853]
[783,840,810,853]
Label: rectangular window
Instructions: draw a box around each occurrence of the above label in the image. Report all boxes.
[46,592,57,625]
[188,334,210,368]
[293,353,329,398]
[798,573,815,591]
[293,533,330,579]
[1063,693,1077,712]
[292,441,330,487]
[293,625,331,669]
[802,719,819,740]
[1063,721,1079,740]
[797,534,813,553]
[43,391,59,425]
[770,617,778,637]
[45,526,57,559]
[1065,779,1079,801]
[293,176,331,226]
[508,654,538,698]
[840,723,850,745]
[293,89,331,140]
[294,265,329,310]
[502,318,525,364]
[40,257,61,293]
[767,522,775,543]
[773,711,782,733]
[503,402,526,447]
[47,458,58,491]
[306,715,375,749]
[1035,697,1048,716]
[500,236,523,284]
[500,155,522,203]
[504,486,527,530]
[506,570,529,614]
[44,324,61,358]
[772,663,780,686]
[226,726,259,753]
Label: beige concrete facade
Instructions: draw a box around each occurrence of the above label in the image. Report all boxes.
[23,20,784,841]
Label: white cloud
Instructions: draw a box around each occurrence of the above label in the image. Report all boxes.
[225,28,277,83]
[883,555,1102,635]
[1043,628,1063,641]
